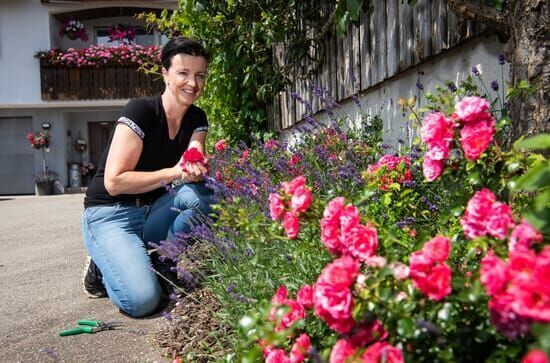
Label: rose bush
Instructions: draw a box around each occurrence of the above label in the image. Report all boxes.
[160,68,549,362]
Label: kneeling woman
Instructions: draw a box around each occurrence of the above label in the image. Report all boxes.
[81,38,214,317]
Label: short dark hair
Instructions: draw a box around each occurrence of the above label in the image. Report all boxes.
[161,37,209,69]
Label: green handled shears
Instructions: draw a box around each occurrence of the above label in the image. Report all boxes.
[59,319,122,337]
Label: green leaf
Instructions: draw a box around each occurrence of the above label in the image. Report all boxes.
[397,317,415,338]
[513,162,550,192]
[514,134,550,150]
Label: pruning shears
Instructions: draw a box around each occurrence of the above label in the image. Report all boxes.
[59,320,122,337]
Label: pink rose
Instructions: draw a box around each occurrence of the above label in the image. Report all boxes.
[313,283,354,328]
[460,189,496,239]
[389,262,410,280]
[362,342,404,363]
[282,212,300,239]
[296,284,314,308]
[423,156,445,182]
[345,224,379,262]
[522,350,549,363]
[290,333,310,363]
[425,263,452,301]
[459,117,495,160]
[486,202,515,239]
[317,256,360,288]
[329,339,357,363]
[271,285,288,305]
[269,193,285,221]
[265,139,279,149]
[409,251,433,274]
[266,349,291,363]
[421,112,454,148]
[339,205,361,233]
[509,219,543,252]
[282,176,307,195]
[321,218,343,254]
[454,96,491,123]
[291,185,312,214]
[279,299,306,331]
[480,250,509,296]
[323,197,346,220]
[422,236,451,262]
[214,139,228,153]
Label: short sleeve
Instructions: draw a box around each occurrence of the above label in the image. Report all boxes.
[116,98,153,139]
[191,107,208,133]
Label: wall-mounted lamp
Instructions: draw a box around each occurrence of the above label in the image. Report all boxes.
[42,122,51,130]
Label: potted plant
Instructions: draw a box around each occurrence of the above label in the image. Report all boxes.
[26,131,56,195]
[59,19,89,41]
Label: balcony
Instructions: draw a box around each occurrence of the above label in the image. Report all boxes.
[39,60,164,101]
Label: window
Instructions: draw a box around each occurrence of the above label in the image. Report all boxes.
[95,26,157,47]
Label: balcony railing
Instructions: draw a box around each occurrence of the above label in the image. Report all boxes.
[39,60,164,101]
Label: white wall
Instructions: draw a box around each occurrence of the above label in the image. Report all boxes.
[282,34,511,150]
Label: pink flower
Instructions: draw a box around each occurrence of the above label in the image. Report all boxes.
[317,256,360,288]
[271,285,288,305]
[266,349,291,363]
[424,263,452,301]
[454,96,491,123]
[423,156,445,182]
[282,212,300,239]
[409,248,452,301]
[214,139,228,153]
[362,342,404,363]
[329,339,357,363]
[459,117,495,160]
[522,350,549,363]
[421,112,454,160]
[182,147,205,163]
[480,250,509,296]
[339,205,361,233]
[269,193,285,221]
[296,284,314,308]
[486,202,515,239]
[345,224,379,262]
[289,153,301,166]
[422,236,451,262]
[279,299,306,331]
[460,189,496,239]
[389,262,410,280]
[509,219,543,252]
[282,176,307,195]
[313,283,355,332]
[291,185,312,214]
[320,197,347,254]
[265,139,279,149]
[290,334,310,363]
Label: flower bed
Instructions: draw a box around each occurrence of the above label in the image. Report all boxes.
[35,44,160,68]
[157,65,549,362]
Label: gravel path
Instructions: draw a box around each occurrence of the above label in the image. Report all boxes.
[0,195,169,362]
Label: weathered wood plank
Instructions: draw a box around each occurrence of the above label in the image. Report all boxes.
[351,20,361,95]
[386,0,399,77]
[399,0,414,71]
[359,10,371,90]
[373,3,387,83]
[433,0,448,52]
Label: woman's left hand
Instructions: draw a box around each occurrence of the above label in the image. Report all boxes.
[181,160,208,182]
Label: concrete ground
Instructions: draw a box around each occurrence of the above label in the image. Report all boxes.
[0,194,169,362]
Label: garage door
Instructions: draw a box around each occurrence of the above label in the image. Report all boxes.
[0,117,34,195]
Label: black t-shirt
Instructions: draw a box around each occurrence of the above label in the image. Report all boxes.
[84,94,208,208]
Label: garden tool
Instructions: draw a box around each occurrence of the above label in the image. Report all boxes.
[59,319,123,336]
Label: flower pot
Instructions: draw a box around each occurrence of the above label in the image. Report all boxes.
[66,31,77,40]
[35,180,54,195]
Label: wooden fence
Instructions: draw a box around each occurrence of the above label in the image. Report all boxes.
[270,0,486,131]
[40,60,164,100]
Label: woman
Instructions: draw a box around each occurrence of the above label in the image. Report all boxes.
[81,38,214,317]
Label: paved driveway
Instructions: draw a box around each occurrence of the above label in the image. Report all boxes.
[0,195,168,362]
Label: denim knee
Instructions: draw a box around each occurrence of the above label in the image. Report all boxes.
[119,281,161,318]
[175,181,214,217]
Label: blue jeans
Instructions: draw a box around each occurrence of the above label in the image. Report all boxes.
[81,181,214,317]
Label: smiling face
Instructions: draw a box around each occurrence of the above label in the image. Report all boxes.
[162,54,207,107]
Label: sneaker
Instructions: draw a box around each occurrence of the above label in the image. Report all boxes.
[82,257,107,298]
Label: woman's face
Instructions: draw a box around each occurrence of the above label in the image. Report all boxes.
[162,54,207,107]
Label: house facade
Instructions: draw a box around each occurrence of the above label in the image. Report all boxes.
[0,0,176,194]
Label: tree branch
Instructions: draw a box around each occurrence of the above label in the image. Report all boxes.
[447,0,509,37]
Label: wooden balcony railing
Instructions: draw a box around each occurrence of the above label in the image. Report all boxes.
[39,60,164,101]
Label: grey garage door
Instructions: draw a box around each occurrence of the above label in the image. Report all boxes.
[0,117,34,194]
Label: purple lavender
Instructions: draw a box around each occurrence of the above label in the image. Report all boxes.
[447,81,457,92]
[490,80,499,91]
[498,53,506,65]
[471,66,480,76]
[416,81,424,90]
